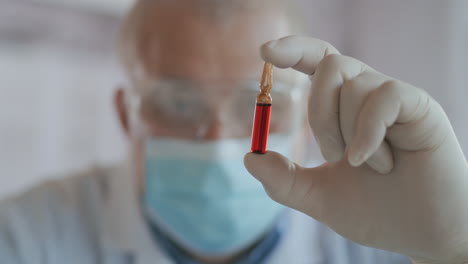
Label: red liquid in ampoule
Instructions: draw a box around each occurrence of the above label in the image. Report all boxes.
[250,103,272,154]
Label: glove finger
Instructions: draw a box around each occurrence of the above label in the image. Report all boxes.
[308,54,367,162]
[260,35,339,75]
[348,80,433,167]
[340,71,394,174]
[244,151,327,217]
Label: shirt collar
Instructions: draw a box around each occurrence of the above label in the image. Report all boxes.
[146,211,288,264]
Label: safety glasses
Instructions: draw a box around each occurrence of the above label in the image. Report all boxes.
[127,78,308,140]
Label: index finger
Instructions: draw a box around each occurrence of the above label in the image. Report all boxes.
[260,35,340,75]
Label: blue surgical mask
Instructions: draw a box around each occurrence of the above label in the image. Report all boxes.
[143,135,290,256]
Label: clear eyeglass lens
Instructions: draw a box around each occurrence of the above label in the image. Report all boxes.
[135,80,301,138]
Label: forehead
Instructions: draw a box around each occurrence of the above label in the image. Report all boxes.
[136,5,294,82]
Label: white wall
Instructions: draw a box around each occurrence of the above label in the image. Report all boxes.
[300,0,468,162]
[0,1,128,197]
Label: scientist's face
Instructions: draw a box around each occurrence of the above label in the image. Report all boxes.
[115,4,304,185]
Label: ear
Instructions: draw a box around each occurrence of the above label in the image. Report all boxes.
[114,87,130,136]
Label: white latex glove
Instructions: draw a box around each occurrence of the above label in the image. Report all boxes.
[244,36,468,264]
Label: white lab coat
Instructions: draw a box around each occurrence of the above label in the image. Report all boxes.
[0,162,410,264]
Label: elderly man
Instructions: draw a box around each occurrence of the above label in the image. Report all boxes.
[2,0,468,263]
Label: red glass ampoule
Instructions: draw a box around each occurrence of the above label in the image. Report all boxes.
[250,63,273,154]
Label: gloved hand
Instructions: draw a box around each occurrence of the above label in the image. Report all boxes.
[244,36,468,264]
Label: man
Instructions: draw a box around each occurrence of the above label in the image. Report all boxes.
[2,0,467,263]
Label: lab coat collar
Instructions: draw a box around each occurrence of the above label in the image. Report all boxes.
[101,160,172,264]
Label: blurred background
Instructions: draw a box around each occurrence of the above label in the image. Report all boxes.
[0,0,467,198]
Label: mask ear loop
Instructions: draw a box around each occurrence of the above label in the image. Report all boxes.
[124,89,149,139]
[195,125,209,140]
